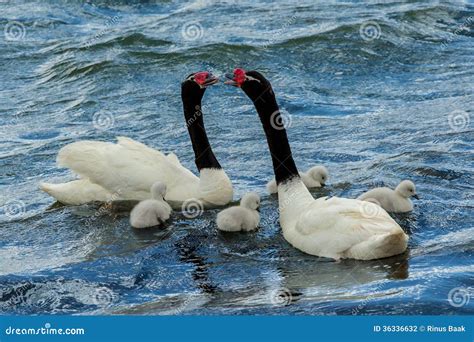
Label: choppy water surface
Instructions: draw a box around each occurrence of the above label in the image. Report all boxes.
[0,1,473,315]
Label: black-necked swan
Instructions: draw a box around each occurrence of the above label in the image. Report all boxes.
[40,71,233,207]
[357,180,418,213]
[216,192,260,232]
[266,165,328,194]
[226,68,408,260]
[130,181,172,228]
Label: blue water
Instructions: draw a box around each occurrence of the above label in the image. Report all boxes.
[0,1,473,315]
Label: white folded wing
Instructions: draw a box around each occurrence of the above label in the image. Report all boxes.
[41,137,200,204]
[291,197,408,260]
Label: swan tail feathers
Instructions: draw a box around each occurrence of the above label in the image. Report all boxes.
[343,230,408,260]
[39,181,84,205]
[39,179,114,205]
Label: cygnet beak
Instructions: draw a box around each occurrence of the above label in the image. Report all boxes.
[413,194,420,200]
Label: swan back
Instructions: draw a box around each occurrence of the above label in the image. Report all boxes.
[277,179,407,260]
[57,137,199,201]
[290,197,408,260]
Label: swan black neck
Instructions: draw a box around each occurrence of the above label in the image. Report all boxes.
[250,87,299,185]
[182,88,221,171]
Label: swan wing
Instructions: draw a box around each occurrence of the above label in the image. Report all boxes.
[166,152,181,166]
[57,137,199,201]
[293,197,407,259]
[39,179,116,205]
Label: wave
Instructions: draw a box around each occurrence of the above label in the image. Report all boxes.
[412,227,474,256]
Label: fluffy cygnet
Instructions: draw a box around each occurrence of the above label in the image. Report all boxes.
[266,165,329,194]
[130,182,172,228]
[216,192,260,232]
[357,180,419,213]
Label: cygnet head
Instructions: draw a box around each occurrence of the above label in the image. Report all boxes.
[240,192,260,210]
[150,182,167,200]
[308,165,329,186]
[395,180,418,199]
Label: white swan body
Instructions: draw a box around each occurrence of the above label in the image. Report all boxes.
[40,137,232,206]
[40,71,233,208]
[266,165,328,194]
[229,68,409,260]
[357,180,417,213]
[279,180,408,260]
[216,192,260,232]
[130,182,172,228]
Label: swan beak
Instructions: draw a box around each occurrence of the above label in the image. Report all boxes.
[201,73,219,88]
[413,194,420,200]
[224,73,239,87]
[256,207,260,212]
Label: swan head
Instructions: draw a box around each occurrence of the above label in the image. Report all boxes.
[182,71,219,99]
[308,165,329,186]
[395,180,418,199]
[240,192,261,211]
[150,181,167,200]
[225,69,273,103]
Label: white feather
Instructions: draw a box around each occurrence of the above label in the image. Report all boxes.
[41,137,233,206]
[216,193,260,232]
[266,165,328,194]
[130,182,172,229]
[278,179,408,260]
[130,199,171,228]
[357,180,417,213]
